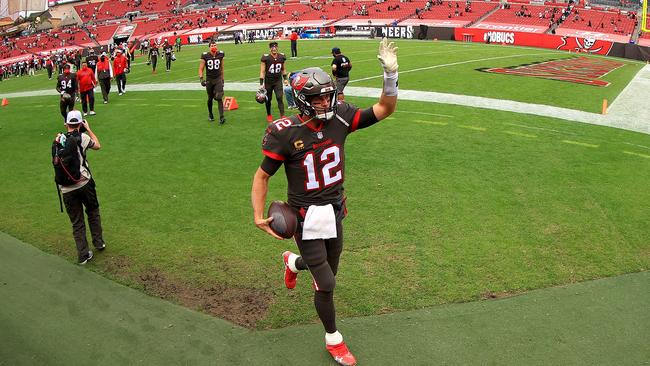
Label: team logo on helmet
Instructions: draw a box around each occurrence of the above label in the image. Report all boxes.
[291,68,338,121]
[255,88,268,104]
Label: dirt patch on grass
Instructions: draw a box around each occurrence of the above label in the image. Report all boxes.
[139,269,272,328]
[102,257,272,329]
[480,290,521,300]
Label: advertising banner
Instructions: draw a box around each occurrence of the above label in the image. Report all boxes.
[454,28,613,55]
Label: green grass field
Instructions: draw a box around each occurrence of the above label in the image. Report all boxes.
[0,40,644,112]
[0,40,649,331]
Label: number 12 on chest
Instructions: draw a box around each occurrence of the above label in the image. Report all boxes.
[303,145,342,190]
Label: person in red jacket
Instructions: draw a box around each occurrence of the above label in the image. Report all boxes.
[77,64,97,116]
[45,57,55,80]
[289,30,299,58]
[95,52,113,104]
[112,49,128,95]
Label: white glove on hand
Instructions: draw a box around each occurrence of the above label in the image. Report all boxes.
[377,38,398,73]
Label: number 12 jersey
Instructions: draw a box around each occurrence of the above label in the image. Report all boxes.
[262,101,375,208]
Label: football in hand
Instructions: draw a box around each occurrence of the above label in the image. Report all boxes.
[267,201,298,239]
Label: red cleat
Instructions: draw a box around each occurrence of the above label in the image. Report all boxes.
[266,115,274,123]
[326,342,357,366]
[282,251,298,289]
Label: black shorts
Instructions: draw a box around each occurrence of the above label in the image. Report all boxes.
[335,77,349,94]
[264,80,283,98]
[206,79,224,99]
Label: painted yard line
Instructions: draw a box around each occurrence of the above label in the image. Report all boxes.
[160,98,203,101]
[459,124,486,131]
[414,119,448,126]
[343,48,485,65]
[395,110,453,118]
[623,142,650,150]
[349,52,567,83]
[562,140,599,148]
[154,104,173,107]
[504,130,537,138]
[623,150,650,158]
[134,104,150,106]
[2,82,646,135]
[504,123,579,136]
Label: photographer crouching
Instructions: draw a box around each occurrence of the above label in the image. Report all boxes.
[53,110,105,264]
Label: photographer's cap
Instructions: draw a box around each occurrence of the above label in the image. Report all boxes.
[66,110,83,125]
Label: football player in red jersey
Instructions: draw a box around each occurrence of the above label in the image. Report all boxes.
[251,38,398,366]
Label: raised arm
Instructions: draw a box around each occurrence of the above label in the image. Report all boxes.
[372,38,398,121]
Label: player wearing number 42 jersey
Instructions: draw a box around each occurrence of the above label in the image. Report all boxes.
[251,38,399,366]
[198,41,225,124]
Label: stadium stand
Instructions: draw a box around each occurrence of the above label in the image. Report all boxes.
[474,3,563,32]
[639,30,650,46]
[2,0,648,63]
[400,1,500,27]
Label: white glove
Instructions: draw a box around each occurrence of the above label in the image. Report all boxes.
[377,37,398,73]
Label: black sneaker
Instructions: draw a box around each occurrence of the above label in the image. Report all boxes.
[208,115,215,122]
[95,243,106,251]
[78,250,93,265]
[219,117,226,125]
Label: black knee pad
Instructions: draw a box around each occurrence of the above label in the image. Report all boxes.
[310,261,336,292]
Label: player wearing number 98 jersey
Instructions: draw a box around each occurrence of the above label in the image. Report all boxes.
[199,41,225,124]
[252,41,399,365]
[260,41,288,123]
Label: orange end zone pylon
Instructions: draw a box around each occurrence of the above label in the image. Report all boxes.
[223,97,239,111]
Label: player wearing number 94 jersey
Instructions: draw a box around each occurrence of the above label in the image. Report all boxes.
[198,41,225,124]
[251,37,399,366]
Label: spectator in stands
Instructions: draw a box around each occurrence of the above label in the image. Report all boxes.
[95,52,113,104]
[113,49,128,95]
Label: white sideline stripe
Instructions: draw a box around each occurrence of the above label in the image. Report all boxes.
[504,123,578,136]
[396,110,453,118]
[623,142,650,150]
[562,140,599,148]
[2,66,649,136]
[414,120,448,126]
[459,124,487,131]
[504,130,537,138]
[349,52,566,83]
[623,150,650,158]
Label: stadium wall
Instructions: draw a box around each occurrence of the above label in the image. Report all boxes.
[451,27,650,61]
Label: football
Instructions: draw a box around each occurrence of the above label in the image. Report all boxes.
[267,200,298,239]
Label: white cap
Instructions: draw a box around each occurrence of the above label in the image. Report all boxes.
[66,110,83,125]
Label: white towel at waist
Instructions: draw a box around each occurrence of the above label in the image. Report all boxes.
[302,204,337,240]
